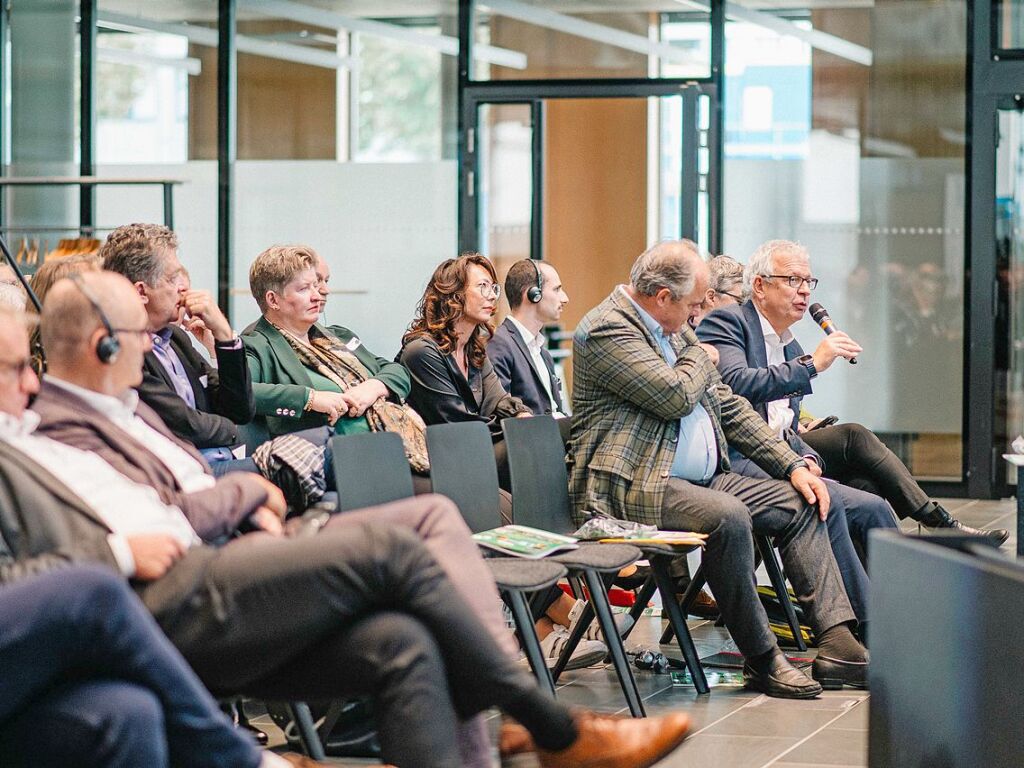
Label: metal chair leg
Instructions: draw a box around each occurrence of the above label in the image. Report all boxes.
[508,590,556,695]
[621,574,658,643]
[288,702,327,760]
[651,557,709,694]
[755,536,807,652]
[660,562,708,645]
[583,570,647,717]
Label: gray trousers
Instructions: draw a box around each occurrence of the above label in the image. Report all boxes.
[144,508,573,768]
[661,472,856,659]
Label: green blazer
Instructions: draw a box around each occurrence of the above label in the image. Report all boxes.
[242,316,412,437]
[567,288,806,527]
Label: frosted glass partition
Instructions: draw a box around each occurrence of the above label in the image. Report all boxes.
[724,154,964,454]
[96,162,219,294]
[233,161,458,358]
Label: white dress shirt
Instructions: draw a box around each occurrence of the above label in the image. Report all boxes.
[755,307,796,439]
[47,377,216,494]
[0,411,199,576]
[507,316,566,418]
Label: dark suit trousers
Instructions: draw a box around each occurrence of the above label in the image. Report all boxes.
[0,567,258,768]
[146,518,575,767]
[730,456,897,624]
[661,473,855,658]
[801,423,931,520]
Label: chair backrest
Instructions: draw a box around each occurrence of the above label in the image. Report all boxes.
[425,422,502,534]
[331,432,414,512]
[502,415,575,535]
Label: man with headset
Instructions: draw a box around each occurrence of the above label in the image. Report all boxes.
[488,259,569,419]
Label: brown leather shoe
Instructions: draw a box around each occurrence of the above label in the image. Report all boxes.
[498,721,533,756]
[537,710,690,768]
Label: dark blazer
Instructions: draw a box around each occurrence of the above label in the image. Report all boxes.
[486,318,563,416]
[0,441,217,620]
[398,335,530,440]
[243,317,412,437]
[696,302,812,432]
[696,301,822,465]
[31,381,266,541]
[139,326,255,450]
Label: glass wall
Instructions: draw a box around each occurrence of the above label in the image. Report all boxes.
[722,1,966,480]
[995,0,1024,50]
[471,2,710,81]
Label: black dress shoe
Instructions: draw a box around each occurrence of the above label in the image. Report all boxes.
[918,504,1009,546]
[743,653,822,699]
[811,655,868,690]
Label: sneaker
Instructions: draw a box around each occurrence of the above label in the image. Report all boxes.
[567,599,636,642]
[541,625,608,670]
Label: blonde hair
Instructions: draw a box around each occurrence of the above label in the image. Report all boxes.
[248,245,319,313]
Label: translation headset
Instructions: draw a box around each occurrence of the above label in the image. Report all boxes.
[68,274,121,365]
[526,259,543,304]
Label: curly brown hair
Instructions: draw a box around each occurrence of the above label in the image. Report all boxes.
[403,253,497,369]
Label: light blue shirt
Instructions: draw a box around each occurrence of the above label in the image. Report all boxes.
[621,288,718,483]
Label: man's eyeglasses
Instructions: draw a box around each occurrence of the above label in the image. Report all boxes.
[716,290,744,301]
[763,275,819,291]
[473,282,501,299]
[0,356,31,377]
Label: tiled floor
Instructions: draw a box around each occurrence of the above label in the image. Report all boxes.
[251,497,1017,767]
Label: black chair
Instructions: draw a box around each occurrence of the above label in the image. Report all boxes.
[503,414,713,695]
[656,537,808,652]
[502,416,659,714]
[334,429,568,694]
[331,432,415,512]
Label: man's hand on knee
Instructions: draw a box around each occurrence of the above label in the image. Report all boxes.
[789,467,830,520]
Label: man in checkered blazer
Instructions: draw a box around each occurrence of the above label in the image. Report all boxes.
[568,240,869,698]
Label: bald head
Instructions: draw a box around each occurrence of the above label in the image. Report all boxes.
[41,271,147,371]
[629,240,704,299]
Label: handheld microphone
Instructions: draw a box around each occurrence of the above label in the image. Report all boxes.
[809,303,857,364]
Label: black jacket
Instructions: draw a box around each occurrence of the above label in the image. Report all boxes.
[138,326,255,449]
[486,318,563,416]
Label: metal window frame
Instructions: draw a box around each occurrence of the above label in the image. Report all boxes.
[457,0,724,257]
[57,1,1011,496]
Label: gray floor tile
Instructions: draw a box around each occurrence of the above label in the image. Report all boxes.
[780,726,868,765]
[703,705,844,738]
[656,733,798,767]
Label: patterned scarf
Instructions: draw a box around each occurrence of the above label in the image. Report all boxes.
[276,325,429,473]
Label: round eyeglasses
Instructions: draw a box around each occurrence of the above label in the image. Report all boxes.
[474,281,501,299]
[764,275,819,290]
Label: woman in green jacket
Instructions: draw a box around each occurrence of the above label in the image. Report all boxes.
[242,244,411,439]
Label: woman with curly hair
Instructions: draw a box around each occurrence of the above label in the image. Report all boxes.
[399,254,531,464]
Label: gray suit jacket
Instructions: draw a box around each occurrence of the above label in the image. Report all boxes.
[31,381,266,541]
[0,441,217,622]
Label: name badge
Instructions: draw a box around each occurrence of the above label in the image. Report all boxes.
[345,337,362,352]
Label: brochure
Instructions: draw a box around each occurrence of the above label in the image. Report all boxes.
[598,531,708,547]
[473,525,579,559]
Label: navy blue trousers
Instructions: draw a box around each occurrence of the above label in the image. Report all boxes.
[0,567,260,768]
[731,457,898,624]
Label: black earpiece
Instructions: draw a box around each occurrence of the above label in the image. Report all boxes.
[526,259,543,304]
[69,274,120,365]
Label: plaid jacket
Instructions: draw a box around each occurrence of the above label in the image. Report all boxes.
[567,288,806,527]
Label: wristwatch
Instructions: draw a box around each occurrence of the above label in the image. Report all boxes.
[796,354,817,380]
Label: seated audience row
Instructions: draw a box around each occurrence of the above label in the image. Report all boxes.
[0,294,689,768]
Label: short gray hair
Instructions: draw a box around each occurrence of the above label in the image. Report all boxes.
[0,282,26,310]
[708,255,746,300]
[744,239,808,296]
[629,239,700,299]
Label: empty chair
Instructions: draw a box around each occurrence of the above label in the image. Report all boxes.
[502,416,656,714]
